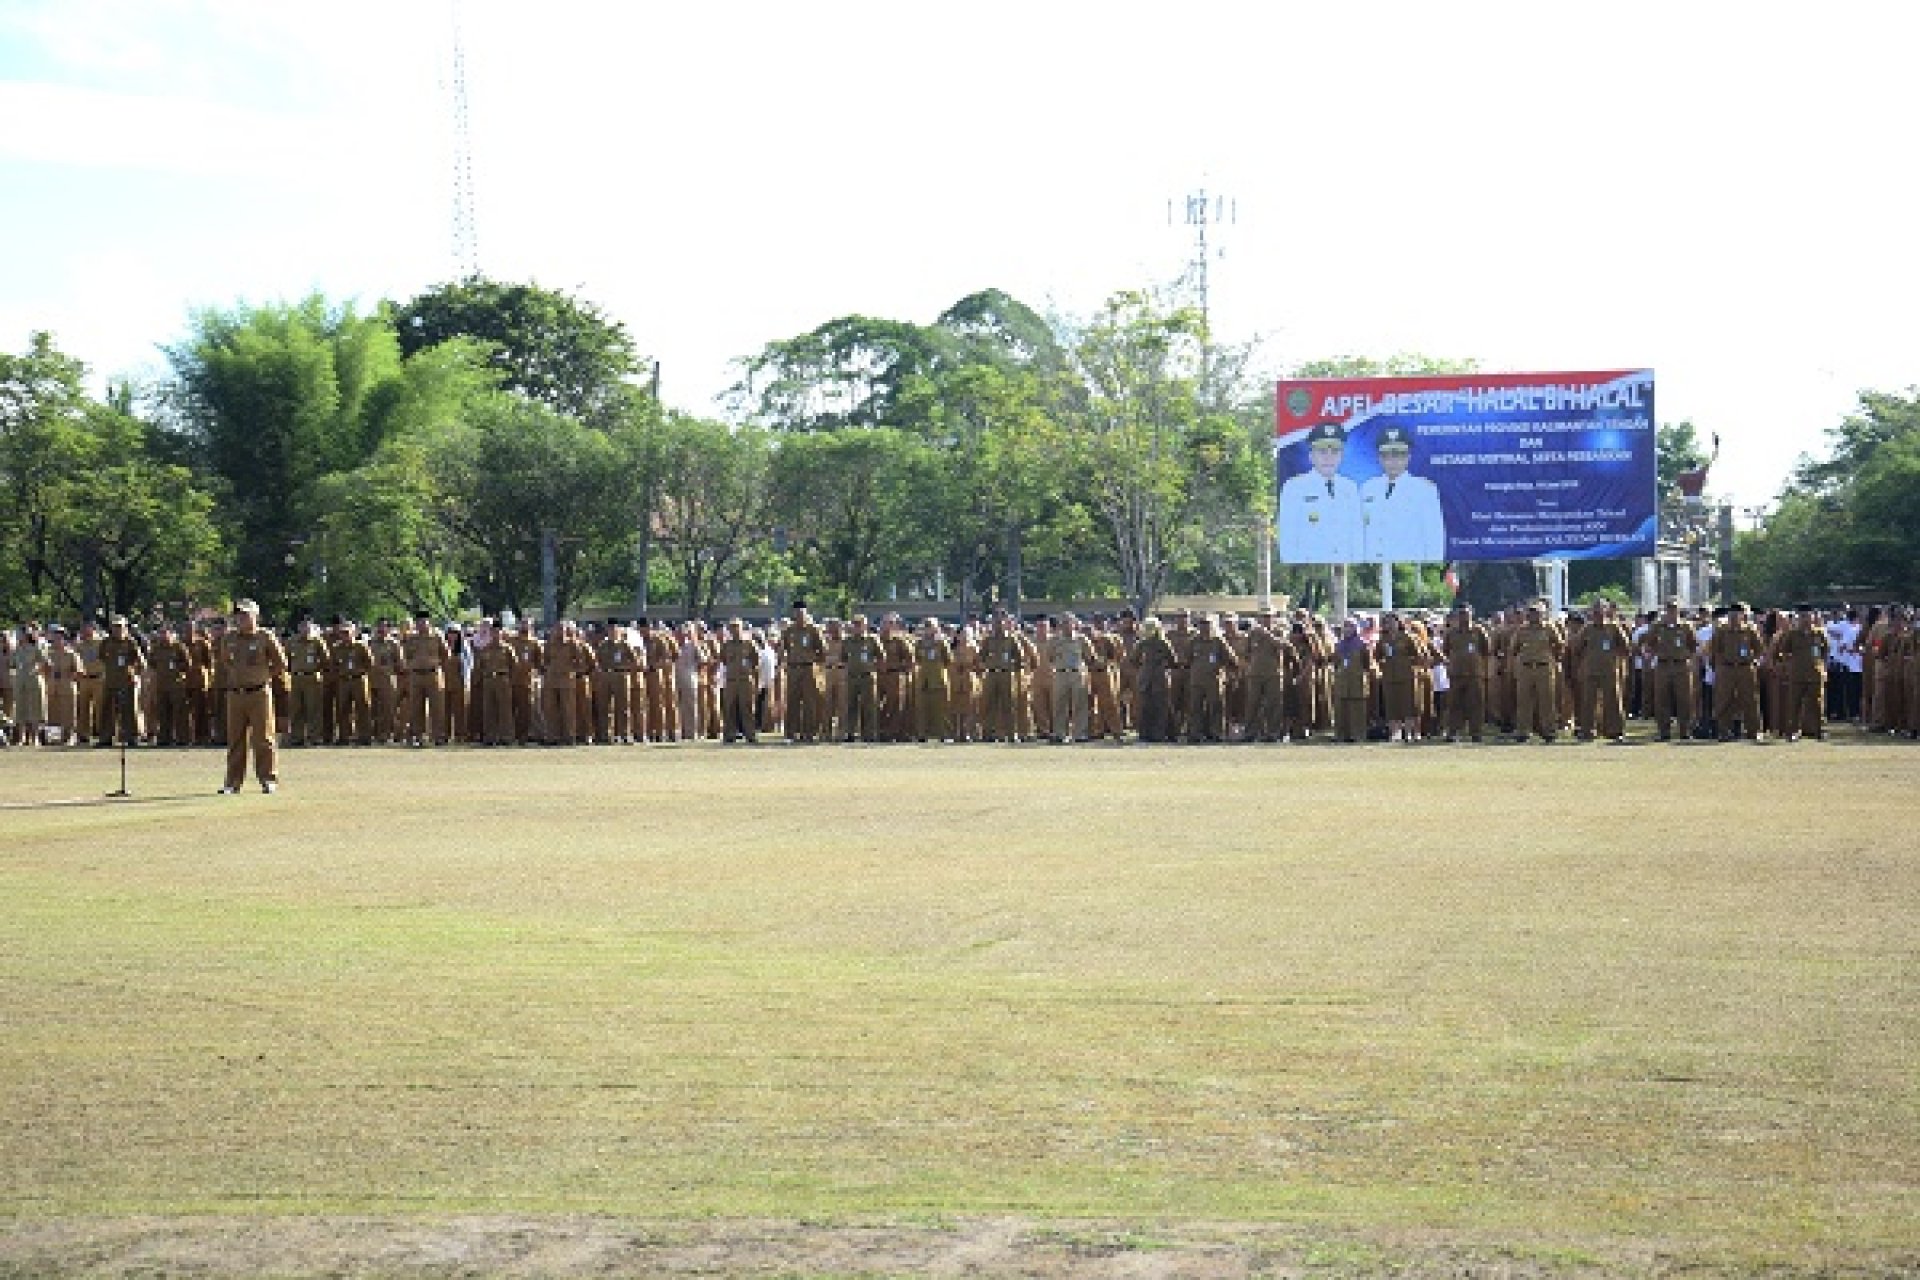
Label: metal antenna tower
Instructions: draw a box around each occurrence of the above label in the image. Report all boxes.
[1168,187,1235,333]
[449,0,479,278]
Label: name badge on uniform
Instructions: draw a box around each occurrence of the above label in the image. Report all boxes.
[1466,643,1476,655]
[118,655,128,666]
[1600,639,1611,652]
[1739,646,1749,659]
[1342,657,1351,669]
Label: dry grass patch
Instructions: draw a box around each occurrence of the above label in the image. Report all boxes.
[1,737,1915,1275]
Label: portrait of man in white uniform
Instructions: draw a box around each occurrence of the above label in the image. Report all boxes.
[1278,422,1364,564]
[1360,424,1446,563]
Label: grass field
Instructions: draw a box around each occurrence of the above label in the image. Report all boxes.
[1,735,1915,1277]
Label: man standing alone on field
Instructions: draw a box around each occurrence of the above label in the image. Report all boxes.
[217,599,288,794]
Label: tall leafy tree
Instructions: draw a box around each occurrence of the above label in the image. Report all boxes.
[2,333,225,619]
[429,395,627,618]
[45,412,226,619]
[393,277,643,428]
[1739,387,1920,601]
[1060,291,1265,615]
[731,315,953,434]
[163,296,405,614]
[647,414,776,619]
[771,427,942,616]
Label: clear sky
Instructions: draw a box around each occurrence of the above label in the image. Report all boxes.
[3,0,1915,508]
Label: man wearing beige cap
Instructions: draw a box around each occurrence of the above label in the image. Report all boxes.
[217,599,288,793]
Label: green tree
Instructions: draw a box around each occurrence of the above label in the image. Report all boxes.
[1739,387,1920,602]
[297,341,501,620]
[45,412,226,619]
[393,277,644,428]
[163,296,405,615]
[1060,291,1266,615]
[1657,420,1712,495]
[649,414,776,619]
[2,333,225,619]
[731,315,954,434]
[430,395,627,618]
[0,332,94,614]
[771,428,942,616]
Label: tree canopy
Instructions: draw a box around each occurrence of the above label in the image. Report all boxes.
[11,276,1912,627]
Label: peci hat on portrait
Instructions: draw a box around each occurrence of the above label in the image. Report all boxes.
[1306,422,1347,448]
[1377,425,1414,452]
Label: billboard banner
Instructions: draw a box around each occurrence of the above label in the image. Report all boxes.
[1273,370,1656,564]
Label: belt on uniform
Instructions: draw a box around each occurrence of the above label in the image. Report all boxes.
[235,684,267,693]
[485,672,511,678]
[826,664,845,669]
[1053,667,1082,674]
[1522,662,1550,668]
[78,673,101,680]
[1658,658,1691,665]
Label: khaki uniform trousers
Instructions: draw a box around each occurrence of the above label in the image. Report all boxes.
[845,673,880,742]
[1186,675,1226,742]
[289,674,327,745]
[154,681,193,746]
[1051,670,1088,742]
[1088,667,1123,740]
[1513,662,1559,739]
[1786,673,1825,738]
[541,677,577,744]
[407,670,445,743]
[1650,662,1695,737]
[1715,664,1762,737]
[75,676,102,743]
[336,678,372,744]
[224,687,278,788]
[1334,694,1369,743]
[981,670,1018,741]
[913,672,949,741]
[721,678,757,742]
[1446,671,1487,740]
[785,664,824,741]
[480,673,515,744]
[823,666,847,740]
[1581,670,1626,739]
[97,680,140,746]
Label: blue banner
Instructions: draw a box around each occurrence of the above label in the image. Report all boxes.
[1274,370,1657,563]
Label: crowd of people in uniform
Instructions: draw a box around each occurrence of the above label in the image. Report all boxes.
[5,595,1916,780]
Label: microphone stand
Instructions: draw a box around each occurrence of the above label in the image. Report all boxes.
[106,685,131,798]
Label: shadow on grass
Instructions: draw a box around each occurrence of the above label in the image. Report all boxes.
[0,792,215,811]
